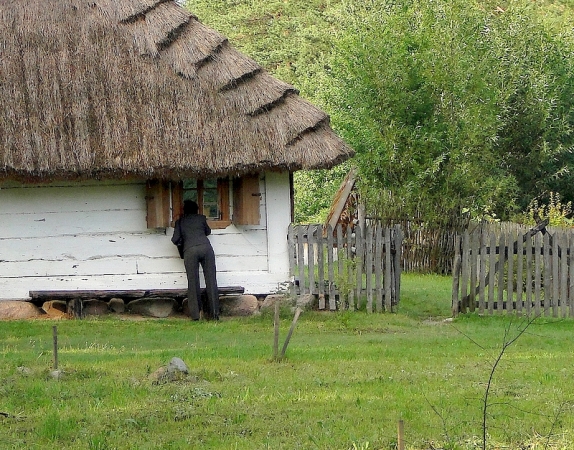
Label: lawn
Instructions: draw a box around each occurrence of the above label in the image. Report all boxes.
[1,273,573,449]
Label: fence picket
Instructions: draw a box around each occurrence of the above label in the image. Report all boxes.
[516,233,524,314]
[544,232,551,317]
[355,225,363,309]
[460,231,470,313]
[497,233,505,314]
[383,228,393,312]
[570,235,574,317]
[393,226,403,310]
[327,225,336,310]
[560,232,568,317]
[552,232,559,318]
[308,227,315,297]
[488,233,496,315]
[366,224,373,313]
[525,233,533,315]
[534,233,542,316]
[297,225,306,294]
[347,226,355,310]
[469,231,478,312]
[506,231,514,314]
[375,225,383,312]
[478,231,486,314]
[317,225,325,309]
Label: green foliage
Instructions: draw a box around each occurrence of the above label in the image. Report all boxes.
[293,162,351,223]
[184,0,574,224]
[329,0,574,223]
[518,191,574,226]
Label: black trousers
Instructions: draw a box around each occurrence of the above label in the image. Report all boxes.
[183,243,219,320]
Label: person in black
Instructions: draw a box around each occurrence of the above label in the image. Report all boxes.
[172,200,219,320]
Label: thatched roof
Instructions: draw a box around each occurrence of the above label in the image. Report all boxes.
[0,0,353,182]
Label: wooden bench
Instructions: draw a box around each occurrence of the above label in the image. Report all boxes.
[28,286,245,318]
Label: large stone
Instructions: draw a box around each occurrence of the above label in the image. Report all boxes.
[149,358,192,384]
[220,294,258,316]
[0,301,44,320]
[167,357,189,374]
[83,299,109,316]
[126,297,177,318]
[108,298,125,313]
[41,300,68,318]
[296,294,318,310]
[260,294,292,311]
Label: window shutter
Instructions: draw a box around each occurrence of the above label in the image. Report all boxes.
[233,174,261,225]
[171,181,184,227]
[146,180,170,228]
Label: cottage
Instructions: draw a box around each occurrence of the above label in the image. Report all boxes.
[0,0,353,301]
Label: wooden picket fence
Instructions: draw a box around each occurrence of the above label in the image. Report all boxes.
[452,225,574,317]
[288,223,403,312]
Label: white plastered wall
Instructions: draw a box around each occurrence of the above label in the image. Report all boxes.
[0,172,292,300]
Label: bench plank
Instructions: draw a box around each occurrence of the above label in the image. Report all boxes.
[29,286,244,301]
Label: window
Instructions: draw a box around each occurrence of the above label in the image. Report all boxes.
[146,175,260,229]
[176,178,231,229]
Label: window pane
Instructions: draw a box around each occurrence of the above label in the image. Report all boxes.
[182,178,221,220]
[203,181,219,219]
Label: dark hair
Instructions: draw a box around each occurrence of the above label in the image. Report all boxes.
[183,200,199,215]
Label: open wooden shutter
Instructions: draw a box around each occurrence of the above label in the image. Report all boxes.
[146,180,170,228]
[233,174,261,225]
[171,181,184,227]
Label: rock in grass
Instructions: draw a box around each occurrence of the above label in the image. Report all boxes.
[149,357,190,384]
[168,357,189,374]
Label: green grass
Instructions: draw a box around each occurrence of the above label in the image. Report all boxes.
[1,274,573,449]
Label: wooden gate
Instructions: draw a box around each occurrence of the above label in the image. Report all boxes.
[288,223,402,312]
[452,222,574,316]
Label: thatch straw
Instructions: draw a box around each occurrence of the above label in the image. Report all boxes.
[0,0,353,182]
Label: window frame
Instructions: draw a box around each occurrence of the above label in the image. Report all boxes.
[172,178,231,229]
[146,174,261,230]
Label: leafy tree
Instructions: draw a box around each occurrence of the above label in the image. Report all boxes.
[185,0,574,224]
[327,0,574,223]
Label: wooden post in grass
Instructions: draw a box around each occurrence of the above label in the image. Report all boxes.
[273,301,280,360]
[397,420,405,450]
[280,307,302,360]
[52,326,58,370]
